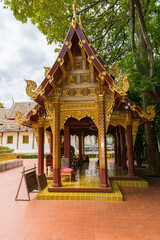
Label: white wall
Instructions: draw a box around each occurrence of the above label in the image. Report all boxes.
[18,132,35,153]
[1,131,50,154]
[2,132,17,150]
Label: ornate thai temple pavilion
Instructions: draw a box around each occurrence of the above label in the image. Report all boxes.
[15,2,155,192]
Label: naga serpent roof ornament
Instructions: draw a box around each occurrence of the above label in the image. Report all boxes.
[25,80,43,100]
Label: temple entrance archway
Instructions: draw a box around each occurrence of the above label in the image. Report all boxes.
[62,117,98,164]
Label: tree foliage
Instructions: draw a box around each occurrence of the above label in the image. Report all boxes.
[2,0,160,104]
[0,102,4,108]
[2,0,160,170]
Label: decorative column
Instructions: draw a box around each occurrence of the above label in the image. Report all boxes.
[117,126,121,167]
[98,94,109,188]
[126,122,134,176]
[50,131,53,155]
[114,130,118,164]
[52,92,62,187]
[64,120,70,160]
[38,124,44,175]
[121,127,127,170]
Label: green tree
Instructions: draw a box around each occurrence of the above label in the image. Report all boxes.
[0,102,4,108]
[2,0,160,174]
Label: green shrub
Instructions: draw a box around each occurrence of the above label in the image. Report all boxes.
[17,154,38,159]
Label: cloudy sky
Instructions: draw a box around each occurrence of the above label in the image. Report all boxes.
[0,3,58,108]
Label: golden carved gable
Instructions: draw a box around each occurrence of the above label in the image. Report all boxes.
[60,102,98,129]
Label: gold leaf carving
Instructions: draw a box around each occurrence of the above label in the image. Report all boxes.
[75,60,82,70]
[44,101,54,121]
[98,73,105,81]
[109,62,120,78]
[32,123,39,145]
[63,89,69,96]
[60,109,98,130]
[25,80,42,100]
[110,119,126,129]
[105,100,115,119]
[44,67,51,77]
[15,111,24,125]
[102,71,107,76]
[48,75,55,88]
[61,102,97,110]
[111,74,130,96]
[117,74,130,92]
[82,74,90,83]
[78,41,83,48]
[75,89,82,95]
[89,88,96,95]
[146,105,156,121]
[87,57,92,64]
[65,41,69,46]
[45,131,51,148]
[67,75,75,84]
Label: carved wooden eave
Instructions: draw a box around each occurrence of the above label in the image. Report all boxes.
[15,104,42,128]
[119,97,156,124]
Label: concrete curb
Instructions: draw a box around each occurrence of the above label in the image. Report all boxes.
[0,159,23,172]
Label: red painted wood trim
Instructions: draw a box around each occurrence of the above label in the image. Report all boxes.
[109,176,139,181]
[40,26,75,88]
[48,187,112,193]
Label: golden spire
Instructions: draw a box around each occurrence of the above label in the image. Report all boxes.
[72,0,77,29]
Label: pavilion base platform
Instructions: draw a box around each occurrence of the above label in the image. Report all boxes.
[37,161,148,201]
[37,178,148,201]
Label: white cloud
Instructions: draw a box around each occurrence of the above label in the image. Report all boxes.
[0,3,58,108]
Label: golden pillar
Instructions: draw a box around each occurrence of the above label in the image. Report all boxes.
[98,94,109,188]
[52,94,62,187]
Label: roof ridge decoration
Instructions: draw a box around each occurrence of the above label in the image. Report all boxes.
[72,0,77,29]
[25,80,44,100]
[15,106,38,126]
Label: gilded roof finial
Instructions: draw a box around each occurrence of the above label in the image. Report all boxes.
[79,14,82,29]
[72,0,77,29]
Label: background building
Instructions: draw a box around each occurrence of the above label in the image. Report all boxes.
[0,101,50,154]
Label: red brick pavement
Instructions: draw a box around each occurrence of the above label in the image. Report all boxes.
[0,159,160,240]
